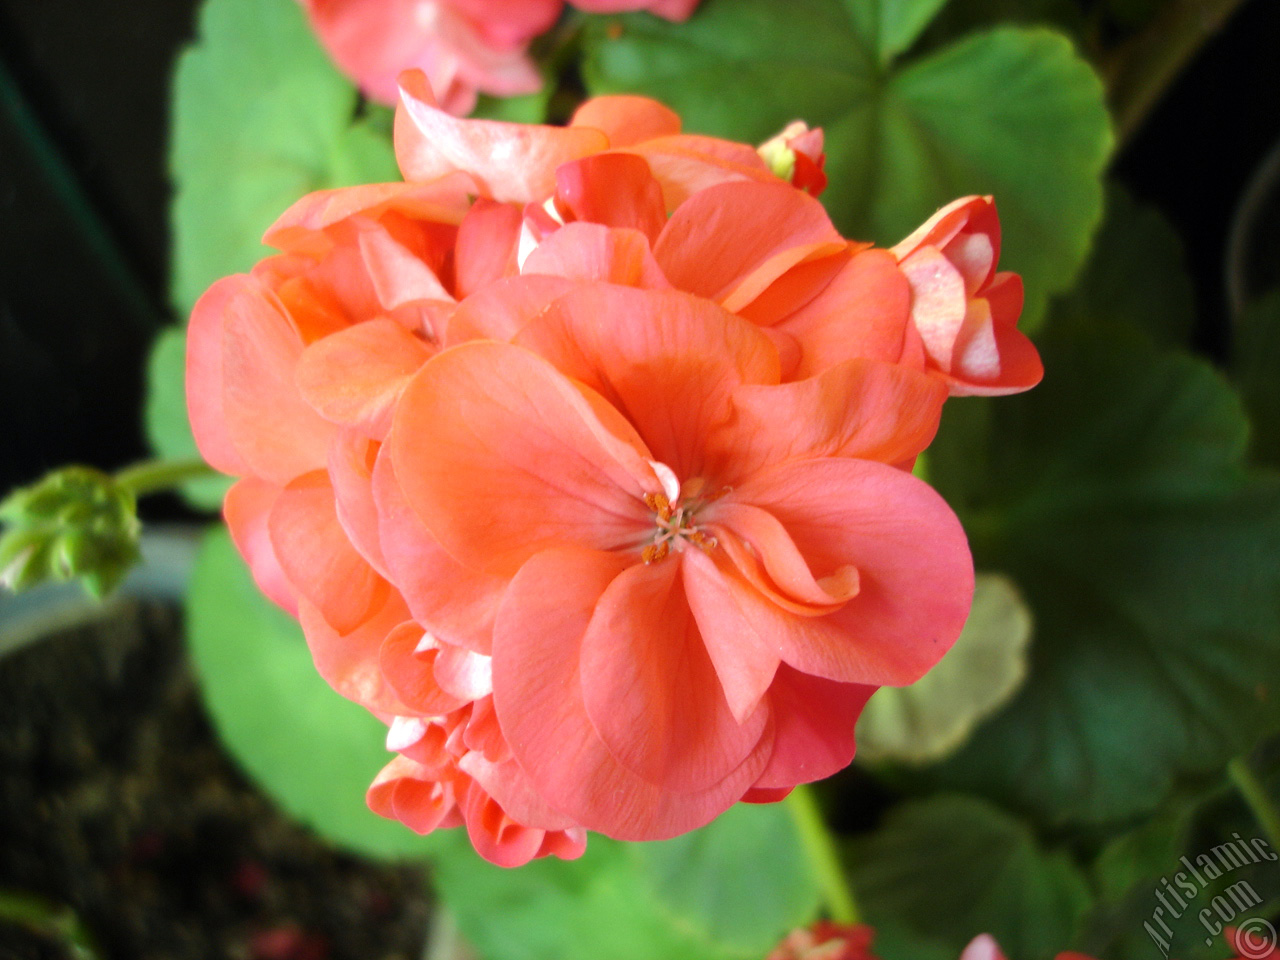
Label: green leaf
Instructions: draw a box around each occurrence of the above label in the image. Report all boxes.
[433,803,818,960]
[186,528,432,859]
[633,802,821,955]
[843,0,955,65]
[169,0,398,315]
[582,0,1112,324]
[856,572,1033,765]
[143,328,229,511]
[1092,807,1194,904]
[924,323,1280,826]
[1233,288,1280,468]
[851,795,1093,960]
[1050,185,1196,349]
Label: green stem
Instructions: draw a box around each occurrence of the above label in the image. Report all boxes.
[0,888,102,960]
[113,457,215,498]
[1228,756,1280,853]
[787,784,861,924]
[1103,0,1251,151]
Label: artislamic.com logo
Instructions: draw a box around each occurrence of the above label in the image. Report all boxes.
[1144,832,1277,957]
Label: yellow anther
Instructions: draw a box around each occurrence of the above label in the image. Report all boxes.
[642,541,670,565]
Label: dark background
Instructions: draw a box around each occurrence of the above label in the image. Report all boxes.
[0,0,1277,499]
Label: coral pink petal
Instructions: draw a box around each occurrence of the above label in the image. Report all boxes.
[536,828,589,861]
[491,547,773,840]
[268,470,389,634]
[445,274,575,344]
[223,478,296,616]
[446,0,562,48]
[742,786,792,803]
[187,276,250,475]
[680,549,782,721]
[570,95,682,147]
[461,785,557,867]
[367,756,458,834]
[453,199,522,298]
[521,224,671,289]
[379,622,467,715]
[433,643,493,701]
[297,590,410,714]
[463,697,509,761]
[264,177,473,258]
[752,665,874,789]
[371,446,505,654]
[714,358,947,482]
[221,278,335,484]
[728,459,973,686]
[395,69,608,202]
[390,341,656,575]
[327,430,389,578]
[891,195,991,262]
[644,0,702,18]
[628,134,773,209]
[296,319,434,439]
[762,248,913,379]
[458,753,579,832]
[900,246,968,371]
[704,504,858,612]
[555,153,667,242]
[720,241,849,314]
[357,225,454,309]
[655,181,840,302]
[947,273,1042,397]
[515,285,778,478]
[579,559,770,791]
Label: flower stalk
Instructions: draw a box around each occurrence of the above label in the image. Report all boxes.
[1227,755,1280,853]
[113,456,215,498]
[787,784,861,924]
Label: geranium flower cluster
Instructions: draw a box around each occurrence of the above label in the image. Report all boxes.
[300,0,702,114]
[187,70,1041,867]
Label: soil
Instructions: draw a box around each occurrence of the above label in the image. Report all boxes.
[0,600,431,960]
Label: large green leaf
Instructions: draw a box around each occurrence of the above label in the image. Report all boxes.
[843,0,954,64]
[169,0,398,315]
[186,528,432,859]
[851,795,1093,960]
[582,0,1112,323]
[1050,185,1196,349]
[143,327,229,511]
[856,573,1033,765]
[433,802,819,960]
[923,320,1280,826]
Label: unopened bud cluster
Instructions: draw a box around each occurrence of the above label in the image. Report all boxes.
[0,467,141,597]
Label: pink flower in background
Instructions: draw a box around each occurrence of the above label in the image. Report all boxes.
[300,0,705,115]
[570,0,701,19]
[299,0,556,113]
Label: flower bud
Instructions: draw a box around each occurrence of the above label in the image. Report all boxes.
[758,121,828,196]
[0,467,141,598]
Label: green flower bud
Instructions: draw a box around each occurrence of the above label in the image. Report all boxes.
[0,467,142,598]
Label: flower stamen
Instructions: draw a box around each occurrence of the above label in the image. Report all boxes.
[641,484,718,563]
